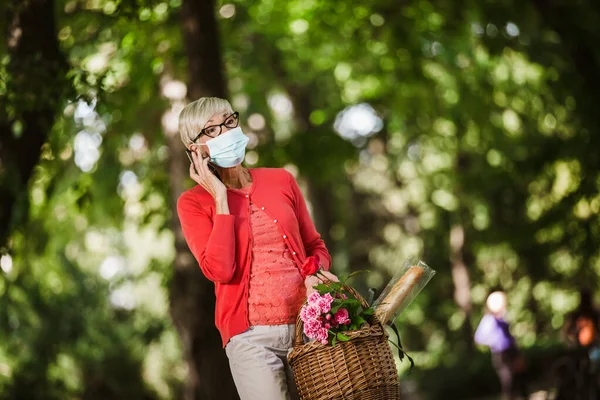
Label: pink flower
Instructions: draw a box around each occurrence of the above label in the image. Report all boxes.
[324,323,331,329]
[317,297,333,313]
[307,292,321,305]
[334,308,349,325]
[311,292,333,313]
[326,314,332,321]
[321,339,328,345]
[301,304,321,322]
[316,327,329,343]
[304,318,322,339]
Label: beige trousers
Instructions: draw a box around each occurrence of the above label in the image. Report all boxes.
[225,324,300,400]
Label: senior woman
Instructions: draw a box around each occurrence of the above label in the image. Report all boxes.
[176,97,338,400]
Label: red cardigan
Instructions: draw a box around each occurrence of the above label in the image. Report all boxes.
[177,168,332,347]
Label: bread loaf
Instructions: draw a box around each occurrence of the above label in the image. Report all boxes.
[375,265,425,324]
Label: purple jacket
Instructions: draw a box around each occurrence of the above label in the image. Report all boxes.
[474,314,516,353]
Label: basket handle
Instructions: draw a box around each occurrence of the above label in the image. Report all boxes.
[294,284,372,347]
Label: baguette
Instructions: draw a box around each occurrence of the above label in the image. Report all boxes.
[375,265,425,324]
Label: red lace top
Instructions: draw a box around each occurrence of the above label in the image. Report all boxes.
[234,187,306,325]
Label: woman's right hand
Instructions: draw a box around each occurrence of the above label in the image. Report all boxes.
[189,149,227,201]
[304,270,339,296]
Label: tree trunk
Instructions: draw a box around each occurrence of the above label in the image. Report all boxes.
[166,1,238,399]
[449,223,475,352]
[267,52,336,252]
[180,0,227,101]
[0,0,69,248]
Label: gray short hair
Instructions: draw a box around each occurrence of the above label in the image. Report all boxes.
[178,97,234,147]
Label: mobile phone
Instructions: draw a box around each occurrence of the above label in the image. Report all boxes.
[185,150,198,174]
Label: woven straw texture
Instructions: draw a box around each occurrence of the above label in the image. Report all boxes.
[288,286,400,400]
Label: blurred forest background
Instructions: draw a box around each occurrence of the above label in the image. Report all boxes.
[2,0,600,399]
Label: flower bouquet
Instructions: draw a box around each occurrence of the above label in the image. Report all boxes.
[298,255,376,346]
[300,283,375,346]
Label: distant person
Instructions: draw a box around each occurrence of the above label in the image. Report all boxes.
[475,291,527,400]
[563,289,600,350]
[555,289,600,398]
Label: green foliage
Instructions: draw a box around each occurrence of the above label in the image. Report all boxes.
[2,0,600,398]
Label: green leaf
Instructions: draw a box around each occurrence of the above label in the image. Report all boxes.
[362,307,374,316]
[337,332,350,342]
[343,299,362,307]
[346,269,371,281]
[314,283,332,293]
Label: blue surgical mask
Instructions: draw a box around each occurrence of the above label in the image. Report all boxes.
[201,127,249,168]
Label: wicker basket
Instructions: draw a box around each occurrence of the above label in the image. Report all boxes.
[288,286,400,400]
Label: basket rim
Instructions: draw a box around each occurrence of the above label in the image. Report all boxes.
[288,319,388,361]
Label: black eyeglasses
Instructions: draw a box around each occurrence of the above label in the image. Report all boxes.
[191,111,239,142]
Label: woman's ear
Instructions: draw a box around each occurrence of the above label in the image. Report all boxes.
[189,144,208,157]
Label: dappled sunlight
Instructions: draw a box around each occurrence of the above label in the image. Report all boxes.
[99,255,125,280]
[247,113,266,130]
[549,249,581,277]
[383,223,403,244]
[267,92,293,117]
[219,3,236,19]
[421,151,454,173]
[527,159,582,221]
[502,109,522,135]
[72,100,106,172]
[382,189,409,215]
[552,160,581,198]
[110,282,137,310]
[431,189,458,211]
[472,202,490,230]
[476,244,520,287]
[549,290,578,314]
[334,62,352,82]
[0,254,13,274]
[334,103,383,144]
[244,150,259,165]
[535,223,565,244]
[3,0,600,398]
[160,79,186,101]
[74,130,102,172]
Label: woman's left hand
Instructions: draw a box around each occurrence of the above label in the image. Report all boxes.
[305,270,339,296]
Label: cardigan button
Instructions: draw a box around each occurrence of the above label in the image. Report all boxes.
[261,207,265,210]
[283,235,287,239]
[245,195,249,198]
[293,251,297,255]
[274,219,278,223]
